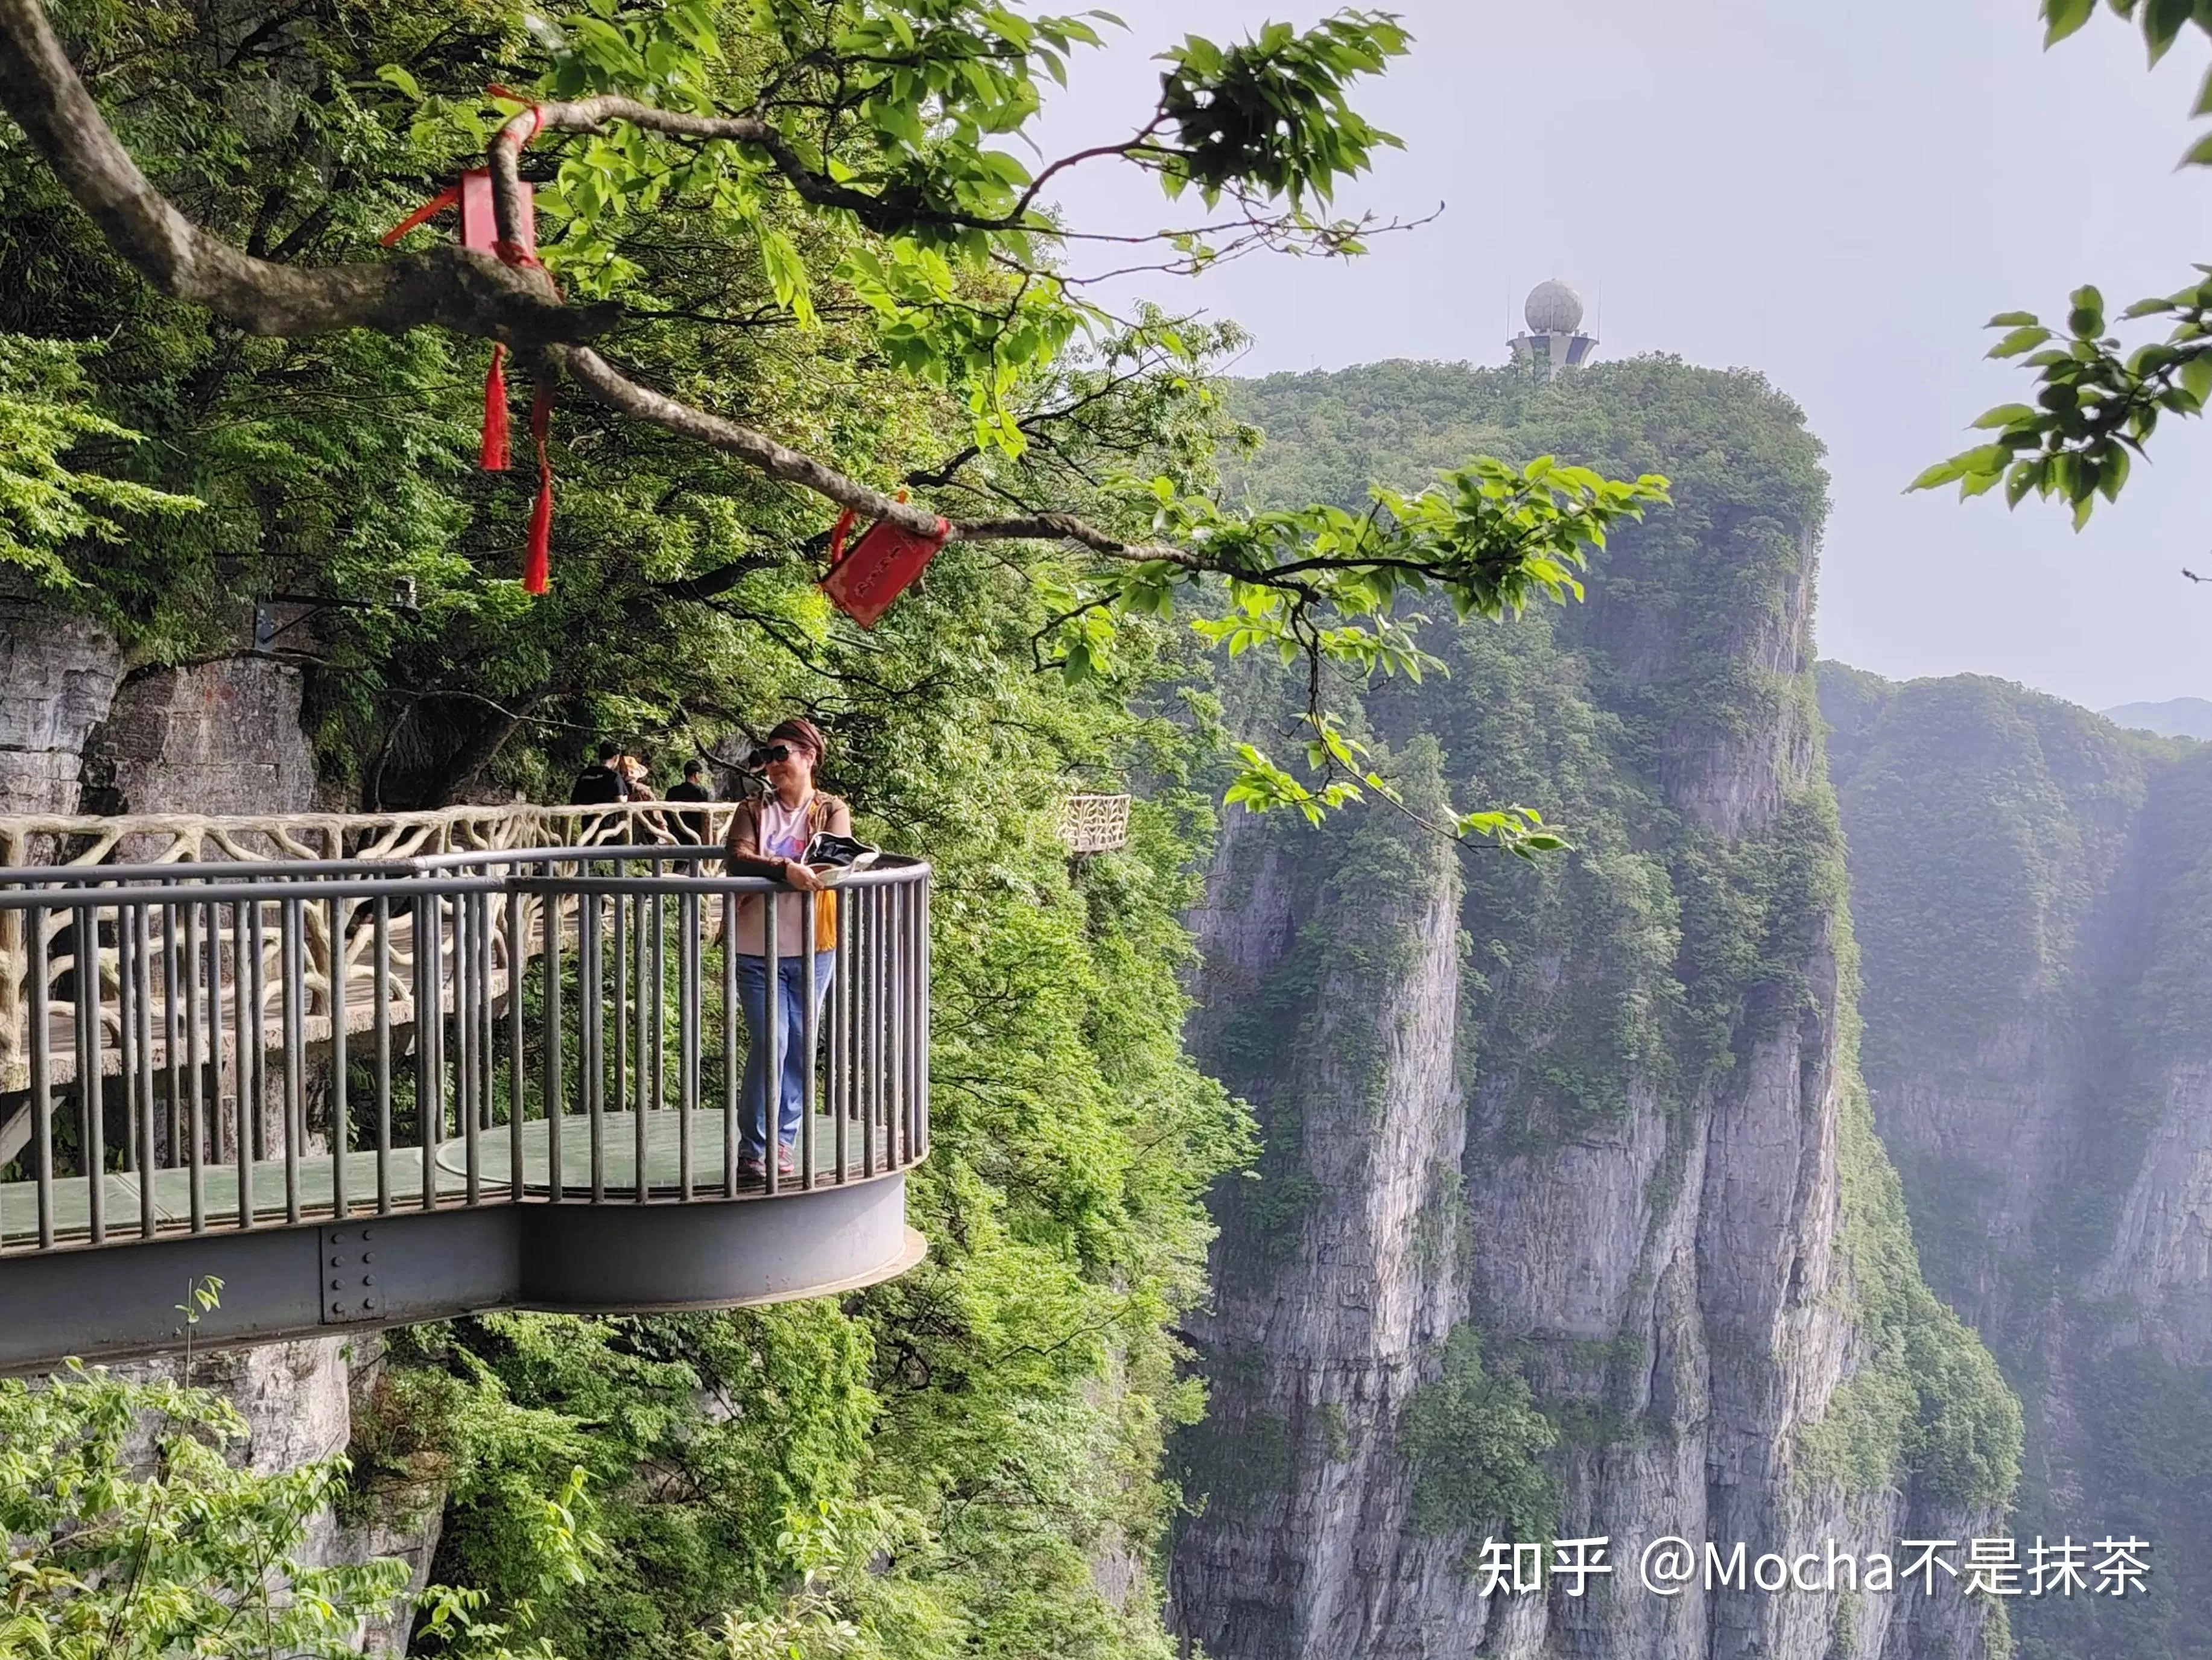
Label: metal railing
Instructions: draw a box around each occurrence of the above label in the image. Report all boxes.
[0,847,929,1255]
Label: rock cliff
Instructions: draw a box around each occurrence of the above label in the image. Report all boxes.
[0,603,432,1652]
[1168,360,2017,1660]
[1822,665,2212,1660]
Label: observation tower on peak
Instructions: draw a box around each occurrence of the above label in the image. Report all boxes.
[1508,278,1598,381]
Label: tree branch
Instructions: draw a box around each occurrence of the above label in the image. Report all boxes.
[0,0,615,341]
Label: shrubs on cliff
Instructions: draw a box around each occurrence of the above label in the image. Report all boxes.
[0,1363,411,1658]
[349,635,1249,1659]
[1801,1086,2022,1510]
[1401,1325,1559,1544]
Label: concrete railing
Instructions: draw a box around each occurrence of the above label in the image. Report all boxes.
[1058,793,1130,854]
[0,803,726,1091]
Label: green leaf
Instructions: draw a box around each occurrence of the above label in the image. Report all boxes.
[2043,0,2097,43]
[2182,350,2212,405]
[1990,326,2053,358]
[2145,0,2193,62]
[1907,457,1968,492]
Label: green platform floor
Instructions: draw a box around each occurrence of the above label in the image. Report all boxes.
[0,1110,909,1246]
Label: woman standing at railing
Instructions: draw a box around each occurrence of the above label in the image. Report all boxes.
[723,718,848,1181]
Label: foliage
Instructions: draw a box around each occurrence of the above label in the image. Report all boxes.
[1399,1325,1559,1544]
[0,0,1662,837]
[700,1501,959,1660]
[1800,1082,2023,1511]
[0,334,199,590]
[341,574,1250,1660]
[0,1362,411,1659]
[1913,2,2212,521]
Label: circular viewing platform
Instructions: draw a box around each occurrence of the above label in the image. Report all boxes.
[0,827,931,1371]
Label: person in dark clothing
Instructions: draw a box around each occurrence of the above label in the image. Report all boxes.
[667,758,714,845]
[569,740,628,805]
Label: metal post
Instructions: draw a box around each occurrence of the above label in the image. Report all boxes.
[183,901,205,1232]
[678,889,697,1201]
[721,891,738,1197]
[858,885,875,1179]
[920,876,931,1155]
[542,864,564,1200]
[801,889,818,1191]
[28,906,51,1249]
[281,897,304,1225]
[458,890,480,1205]
[75,905,104,1244]
[329,894,349,1222]
[374,897,392,1215]
[650,872,667,1118]
[416,891,440,1211]
[507,887,525,1199]
[133,904,156,1234]
[581,886,600,1203]
[116,901,138,1177]
[764,880,782,1196]
[247,899,267,1165]
[226,899,249,1229]
[613,890,629,1132]
[831,887,848,1185]
[162,904,182,1170]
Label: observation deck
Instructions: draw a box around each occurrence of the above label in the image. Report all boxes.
[0,803,929,1372]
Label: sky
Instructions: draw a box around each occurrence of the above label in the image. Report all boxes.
[1025,0,2212,711]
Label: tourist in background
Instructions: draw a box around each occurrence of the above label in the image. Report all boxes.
[568,740,628,805]
[668,757,714,846]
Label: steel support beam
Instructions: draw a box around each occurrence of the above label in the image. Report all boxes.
[0,1174,917,1373]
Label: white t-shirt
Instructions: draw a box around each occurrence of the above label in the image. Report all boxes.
[735,794,819,957]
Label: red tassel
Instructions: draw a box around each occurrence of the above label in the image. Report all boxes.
[522,462,552,595]
[481,344,510,471]
[521,382,554,595]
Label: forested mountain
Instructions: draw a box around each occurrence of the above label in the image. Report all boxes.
[1823,665,2212,1660]
[1167,358,2018,1659]
[2102,698,2212,743]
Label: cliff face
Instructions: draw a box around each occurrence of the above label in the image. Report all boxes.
[1822,666,2212,1660]
[0,603,433,1652]
[1169,361,2015,1660]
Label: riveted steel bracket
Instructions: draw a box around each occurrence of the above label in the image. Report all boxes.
[319,1224,385,1323]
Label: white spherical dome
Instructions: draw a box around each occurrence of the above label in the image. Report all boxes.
[1524,279,1585,335]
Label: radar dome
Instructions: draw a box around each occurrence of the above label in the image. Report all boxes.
[1524,279,1585,335]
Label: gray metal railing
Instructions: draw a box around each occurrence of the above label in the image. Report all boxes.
[0,848,929,1255]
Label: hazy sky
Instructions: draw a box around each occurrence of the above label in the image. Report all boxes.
[1028,0,2212,711]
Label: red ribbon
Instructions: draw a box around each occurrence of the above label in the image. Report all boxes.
[378,186,461,249]
[522,384,554,595]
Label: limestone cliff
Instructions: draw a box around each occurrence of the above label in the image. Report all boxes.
[1822,665,2212,1660]
[0,603,434,1652]
[1168,360,2017,1660]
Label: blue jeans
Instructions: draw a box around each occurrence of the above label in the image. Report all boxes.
[734,952,834,1161]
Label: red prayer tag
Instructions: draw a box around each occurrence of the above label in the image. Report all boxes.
[820,516,949,628]
[458,169,534,257]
